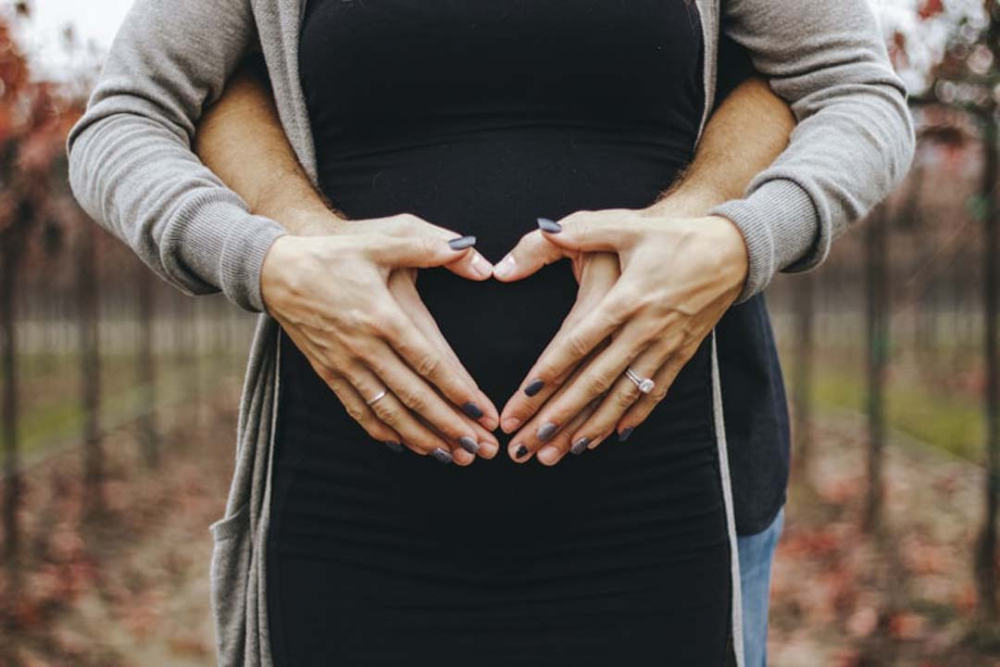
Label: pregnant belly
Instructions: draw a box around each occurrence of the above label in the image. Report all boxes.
[274,130,715,572]
[316,129,689,398]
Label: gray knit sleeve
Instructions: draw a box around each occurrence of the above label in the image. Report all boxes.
[66,0,287,313]
[711,0,916,303]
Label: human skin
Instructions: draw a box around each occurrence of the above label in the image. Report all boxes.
[193,60,795,466]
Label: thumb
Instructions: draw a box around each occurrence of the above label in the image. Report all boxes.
[534,214,638,253]
[366,233,476,268]
[492,229,568,282]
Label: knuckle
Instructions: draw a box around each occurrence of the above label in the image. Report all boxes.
[614,387,638,408]
[415,352,442,379]
[567,333,591,359]
[585,372,614,397]
[397,386,425,412]
[371,400,400,426]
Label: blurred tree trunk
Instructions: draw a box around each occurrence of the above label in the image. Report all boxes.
[976,113,1000,627]
[1,199,32,564]
[864,203,889,535]
[974,3,1000,628]
[136,263,159,468]
[77,223,103,520]
[792,271,815,481]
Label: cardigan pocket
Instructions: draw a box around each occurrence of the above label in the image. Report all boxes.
[208,503,252,667]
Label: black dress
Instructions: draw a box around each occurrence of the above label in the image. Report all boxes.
[266,1,737,665]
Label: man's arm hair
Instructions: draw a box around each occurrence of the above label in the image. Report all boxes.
[657,77,794,216]
[194,55,345,235]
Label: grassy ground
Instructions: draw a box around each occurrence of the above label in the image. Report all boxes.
[2,351,247,462]
[779,348,987,462]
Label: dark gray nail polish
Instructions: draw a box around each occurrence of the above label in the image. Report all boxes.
[524,378,545,397]
[384,441,404,453]
[571,437,590,455]
[515,444,529,459]
[432,448,453,464]
[618,427,634,442]
[537,217,562,233]
[462,402,484,419]
[448,235,477,250]
[537,422,558,442]
[459,436,480,455]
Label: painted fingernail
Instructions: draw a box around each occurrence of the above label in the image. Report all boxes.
[462,402,484,419]
[515,444,529,459]
[537,422,558,441]
[493,253,516,279]
[459,436,480,455]
[618,427,634,442]
[524,378,545,397]
[448,235,477,250]
[432,448,453,464]
[384,441,404,453]
[571,437,590,455]
[537,217,562,233]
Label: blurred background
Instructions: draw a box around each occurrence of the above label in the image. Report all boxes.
[0,0,998,665]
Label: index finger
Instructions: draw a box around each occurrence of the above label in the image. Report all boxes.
[511,278,637,406]
[377,298,499,429]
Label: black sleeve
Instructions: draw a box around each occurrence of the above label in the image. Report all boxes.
[713,33,756,112]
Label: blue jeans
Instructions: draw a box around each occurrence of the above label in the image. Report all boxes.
[737,506,785,667]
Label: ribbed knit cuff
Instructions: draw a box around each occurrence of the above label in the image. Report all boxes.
[710,179,821,304]
[165,194,289,314]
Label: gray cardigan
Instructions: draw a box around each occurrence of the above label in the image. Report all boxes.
[66,1,914,665]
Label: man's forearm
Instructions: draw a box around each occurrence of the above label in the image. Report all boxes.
[194,58,343,235]
[652,77,795,218]
[196,63,794,234]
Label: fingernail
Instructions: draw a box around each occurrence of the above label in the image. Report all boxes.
[515,443,529,459]
[448,235,477,250]
[571,437,590,455]
[501,416,521,432]
[470,252,493,277]
[459,436,480,455]
[618,427,634,442]
[493,253,516,279]
[384,441,404,453]
[432,448,453,464]
[524,378,545,397]
[537,217,562,233]
[462,402,484,419]
[537,422,558,442]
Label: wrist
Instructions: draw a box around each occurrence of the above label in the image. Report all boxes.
[260,234,299,317]
[280,205,349,236]
[644,184,728,220]
[702,214,750,293]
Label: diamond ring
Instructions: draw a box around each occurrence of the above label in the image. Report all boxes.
[624,367,655,394]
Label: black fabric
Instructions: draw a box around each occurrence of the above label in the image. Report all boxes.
[711,35,792,536]
[266,1,748,664]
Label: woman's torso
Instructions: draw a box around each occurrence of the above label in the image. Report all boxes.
[267,2,731,664]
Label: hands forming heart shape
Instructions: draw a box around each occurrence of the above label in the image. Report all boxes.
[260,205,749,468]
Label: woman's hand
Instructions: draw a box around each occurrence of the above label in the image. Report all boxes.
[492,235,621,459]
[495,208,749,464]
[261,213,501,465]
